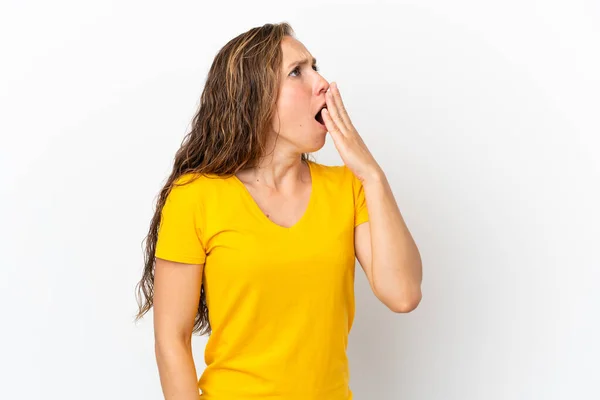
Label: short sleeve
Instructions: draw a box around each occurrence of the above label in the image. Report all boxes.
[155,177,206,264]
[349,168,369,227]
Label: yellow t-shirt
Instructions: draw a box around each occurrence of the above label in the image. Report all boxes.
[155,160,369,400]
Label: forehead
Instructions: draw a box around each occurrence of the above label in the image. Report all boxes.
[280,36,313,66]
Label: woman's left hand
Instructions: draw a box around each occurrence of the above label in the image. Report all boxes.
[322,82,382,182]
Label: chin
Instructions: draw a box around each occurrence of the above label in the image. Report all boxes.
[304,134,327,153]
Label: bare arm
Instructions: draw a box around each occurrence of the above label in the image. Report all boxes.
[319,81,421,313]
[153,257,204,400]
[354,170,423,313]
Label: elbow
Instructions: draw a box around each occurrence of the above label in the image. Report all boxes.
[384,290,422,313]
[154,336,193,364]
[154,330,193,354]
[390,299,420,313]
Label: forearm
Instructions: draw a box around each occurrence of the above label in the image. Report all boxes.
[155,340,201,400]
[363,168,423,310]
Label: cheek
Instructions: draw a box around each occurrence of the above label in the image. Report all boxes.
[277,88,309,122]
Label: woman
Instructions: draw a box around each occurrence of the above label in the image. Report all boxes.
[135,22,422,400]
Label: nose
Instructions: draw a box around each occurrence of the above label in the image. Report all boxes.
[315,74,330,96]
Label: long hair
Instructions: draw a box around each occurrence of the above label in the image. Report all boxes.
[134,22,313,335]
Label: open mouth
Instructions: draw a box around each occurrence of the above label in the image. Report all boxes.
[315,106,327,125]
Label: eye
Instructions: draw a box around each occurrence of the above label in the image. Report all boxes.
[289,65,320,77]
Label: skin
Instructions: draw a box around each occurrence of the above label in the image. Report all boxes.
[237,35,423,312]
[234,35,329,228]
[153,35,423,399]
[321,81,423,312]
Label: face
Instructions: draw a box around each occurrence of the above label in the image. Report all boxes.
[268,36,330,154]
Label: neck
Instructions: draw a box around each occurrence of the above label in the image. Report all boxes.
[239,153,309,190]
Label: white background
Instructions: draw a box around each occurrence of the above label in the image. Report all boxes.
[1,1,598,399]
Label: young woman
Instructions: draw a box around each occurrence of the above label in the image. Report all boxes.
[135,22,422,400]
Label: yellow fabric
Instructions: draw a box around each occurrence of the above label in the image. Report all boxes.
[155,160,369,400]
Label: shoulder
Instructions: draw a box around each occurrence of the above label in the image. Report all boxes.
[171,171,232,191]
[309,160,355,187]
[168,171,238,211]
[310,161,365,209]
[165,172,222,204]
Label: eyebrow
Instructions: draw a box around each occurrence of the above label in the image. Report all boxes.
[287,57,318,70]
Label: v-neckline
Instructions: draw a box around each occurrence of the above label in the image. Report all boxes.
[232,160,317,231]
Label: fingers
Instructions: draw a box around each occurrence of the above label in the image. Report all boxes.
[325,86,347,133]
[327,82,352,130]
[321,107,341,137]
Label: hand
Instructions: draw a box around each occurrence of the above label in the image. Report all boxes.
[322,82,382,183]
